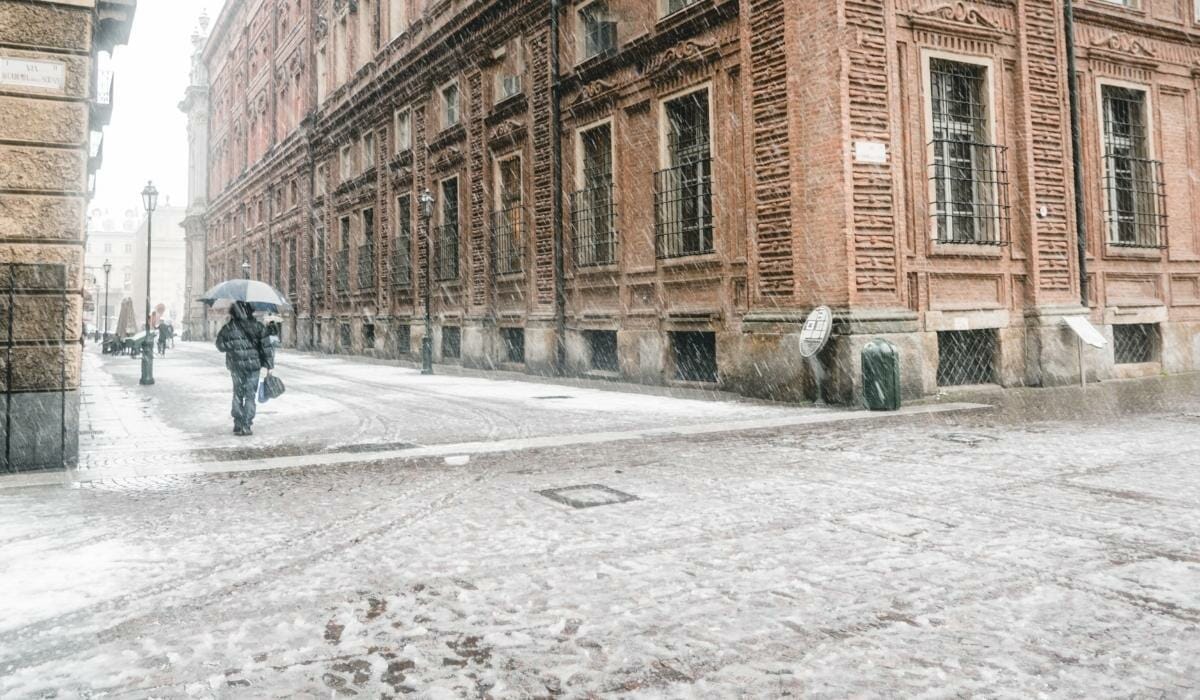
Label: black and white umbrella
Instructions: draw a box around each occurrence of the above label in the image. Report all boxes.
[199,279,291,312]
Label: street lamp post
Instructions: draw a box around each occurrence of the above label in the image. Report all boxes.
[242,259,251,279]
[419,188,434,375]
[139,181,158,386]
[102,259,111,351]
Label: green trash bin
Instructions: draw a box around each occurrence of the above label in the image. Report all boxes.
[862,339,901,411]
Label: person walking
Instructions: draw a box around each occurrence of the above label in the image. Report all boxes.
[215,301,274,436]
[157,322,170,357]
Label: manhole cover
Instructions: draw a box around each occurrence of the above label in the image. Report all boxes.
[539,484,638,509]
[936,432,999,446]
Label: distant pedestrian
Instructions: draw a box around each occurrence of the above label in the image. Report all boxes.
[157,322,170,357]
[215,302,274,436]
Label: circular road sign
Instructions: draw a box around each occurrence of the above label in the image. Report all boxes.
[799,306,834,359]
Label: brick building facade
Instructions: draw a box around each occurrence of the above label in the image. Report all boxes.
[1,0,135,471]
[196,0,1200,403]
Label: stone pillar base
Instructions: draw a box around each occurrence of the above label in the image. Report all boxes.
[1,390,79,472]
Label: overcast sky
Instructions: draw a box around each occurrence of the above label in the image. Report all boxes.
[92,0,227,217]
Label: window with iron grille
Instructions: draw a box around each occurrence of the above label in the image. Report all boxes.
[1102,86,1165,248]
[437,177,460,281]
[1113,323,1160,364]
[501,327,525,363]
[493,157,524,275]
[395,324,411,355]
[287,239,297,298]
[579,1,617,61]
[656,89,712,259]
[928,59,1008,245]
[339,322,352,350]
[442,326,461,359]
[336,217,351,294]
[314,226,326,301]
[358,207,375,290]
[573,122,617,266]
[936,329,998,386]
[670,331,717,383]
[587,330,619,372]
[394,193,412,287]
[363,323,376,350]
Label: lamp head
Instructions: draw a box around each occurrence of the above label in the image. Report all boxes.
[141,181,159,212]
[102,259,112,275]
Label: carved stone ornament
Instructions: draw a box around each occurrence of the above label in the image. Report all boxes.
[488,119,526,147]
[1091,33,1156,58]
[315,15,329,41]
[642,39,719,80]
[430,146,464,172]
[569,79,616,111]
[913,2,999,28]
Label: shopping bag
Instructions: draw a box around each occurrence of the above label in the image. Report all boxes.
[264,373,286,400]
[257,377,269,404]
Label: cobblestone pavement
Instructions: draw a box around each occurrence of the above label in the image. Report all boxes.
[1,347,1199,697]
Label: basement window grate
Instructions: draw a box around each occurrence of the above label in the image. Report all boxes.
[587,330,619,372]
[1113,323,1159,365]
[539,484,638,509]
[441,326,461,360]
[501,327,525,364]
[670,331,717,383]
[937,329,998,386]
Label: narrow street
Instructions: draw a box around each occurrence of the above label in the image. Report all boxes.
[1,346,1198,697]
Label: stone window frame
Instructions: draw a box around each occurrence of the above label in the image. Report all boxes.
[394,106,412,153]
[340,143,355,181]
[918,48,1007,255]
[1093,75,1164,257]
[576,0,617,65]
[573,115,619,268]
[441,79,462,130]
[362,131,377,172]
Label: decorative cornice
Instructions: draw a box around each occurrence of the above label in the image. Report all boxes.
[1090,32,1156,58]
[640,38,720,83]
[907,1,1005,39]
[487,118,526,149]
[913,2,999,28]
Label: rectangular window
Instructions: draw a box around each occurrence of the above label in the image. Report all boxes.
[395,324,411,355]
[314,225,327,301]
[496,74,522,102]
[501,327,525,364]
[340,144,353,181]
[362,132,376,171]
[1101,85,1165,248]
[670,331,717,383]
[337,216,351,293]
[1113,323,1160,364]
[586,330,619,372]
[573,122,616,266]
[579,1,617,61]
[389,0,408,38]
[936,329,998,387]
[437,177,460,280]
[442,82,460,129]
[928,58,1007,245]
[655,88,713,258]
[363,323,376,350]
[493,156,524,274]
[441,326,461,359]
[339,322,352,350]
[316,163,328,196]
[394,193,413,287]
[394,108,411,152]
[663,0,701,17]
[358,208,376,289]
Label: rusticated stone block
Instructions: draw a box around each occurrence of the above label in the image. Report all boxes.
[0,390,79,470]
[0,146,86,193]
[0,96,87,146]
[0,294,82,343]
[0,2,91,52]
[0,194,85,241]
[0,344,81,392]
[0,48,89,98]
[0,244,85,289]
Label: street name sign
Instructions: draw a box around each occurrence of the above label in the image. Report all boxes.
[0,57,66,92]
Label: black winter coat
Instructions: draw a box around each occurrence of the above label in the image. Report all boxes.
[215,305,274,374]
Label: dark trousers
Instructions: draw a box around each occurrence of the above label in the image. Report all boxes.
[231,371,259,429]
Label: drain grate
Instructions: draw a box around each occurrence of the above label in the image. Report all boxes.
[539,484,638,509]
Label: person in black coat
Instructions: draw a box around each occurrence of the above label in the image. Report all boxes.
[215,302,275,436]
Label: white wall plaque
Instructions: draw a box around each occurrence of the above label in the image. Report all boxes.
[0,57,66,91]
[854,141,888,165]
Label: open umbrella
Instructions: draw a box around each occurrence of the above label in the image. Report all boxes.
[199,279,291,312]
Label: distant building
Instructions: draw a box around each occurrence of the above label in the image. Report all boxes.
[131,204,188,327]
[180,14,211,341]
[84,208,140,334]
[0,0,136,471]
[193,0,1200,403]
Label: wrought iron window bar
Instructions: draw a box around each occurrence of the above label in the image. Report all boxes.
[335,248,350,295]
[571,183,617,267]
[356,242,375,290]
[435,223,459,281]
[1102,154,1166,249]
[393,234,412,287]
[492,205,525,275]
[654,155,713,259]
[928,140,1010,245]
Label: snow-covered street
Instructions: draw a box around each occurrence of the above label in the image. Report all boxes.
[1,345,1199,697]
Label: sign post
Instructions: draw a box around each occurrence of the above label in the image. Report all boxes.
[799,306,834,406]
[1062,316,1107,388]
